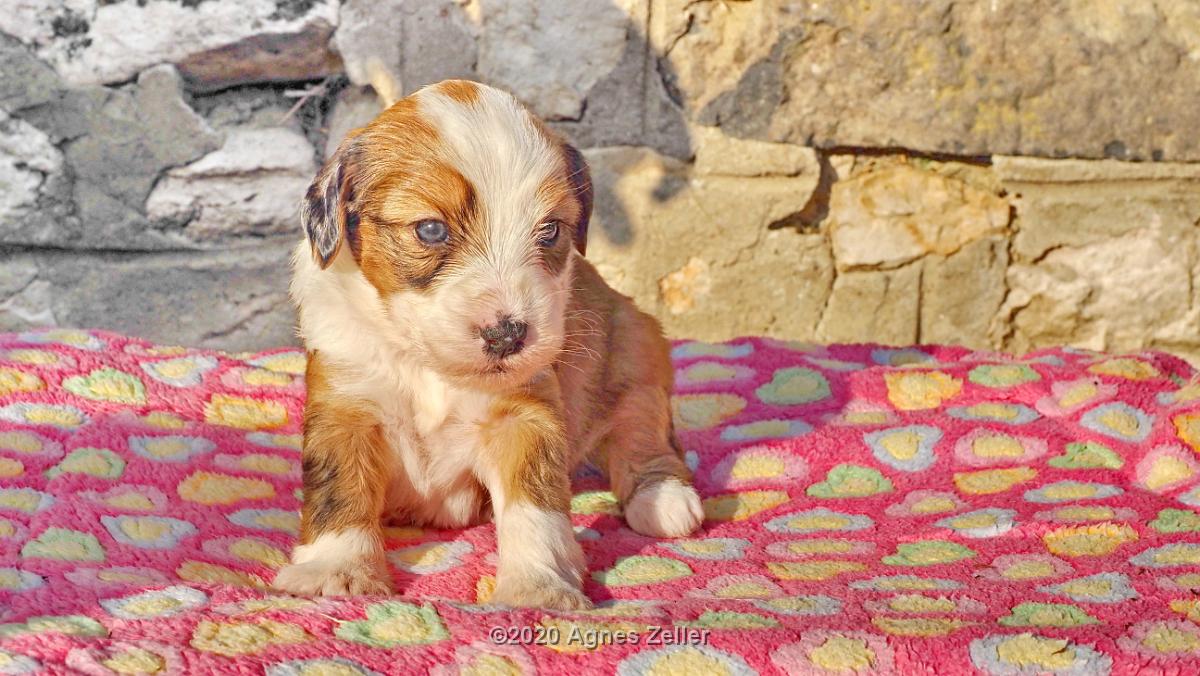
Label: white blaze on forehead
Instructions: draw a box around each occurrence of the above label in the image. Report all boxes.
[416,85,563,263]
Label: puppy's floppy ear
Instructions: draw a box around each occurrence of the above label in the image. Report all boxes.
[301,139,362,269]
[561,143,592,256]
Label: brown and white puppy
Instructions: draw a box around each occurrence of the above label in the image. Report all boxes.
[272,80,703,609]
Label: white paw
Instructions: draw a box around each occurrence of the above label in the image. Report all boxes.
[624,479,704,538]
[272,558,393,597]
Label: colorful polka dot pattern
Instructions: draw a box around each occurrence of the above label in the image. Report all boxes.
[2,330,1200,673]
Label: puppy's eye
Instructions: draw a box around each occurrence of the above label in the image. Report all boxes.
[415,219,449,245]
[536,221,560,247]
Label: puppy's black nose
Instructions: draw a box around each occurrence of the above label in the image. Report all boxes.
[480,318,528,358]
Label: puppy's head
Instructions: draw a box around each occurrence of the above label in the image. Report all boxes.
[301,80,592,386]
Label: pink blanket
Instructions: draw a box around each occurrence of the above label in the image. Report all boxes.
[2,329,1200,674]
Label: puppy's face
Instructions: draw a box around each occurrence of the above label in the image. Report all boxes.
[302,81,592,387]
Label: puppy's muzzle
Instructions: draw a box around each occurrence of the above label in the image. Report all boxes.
[480,317,528,358]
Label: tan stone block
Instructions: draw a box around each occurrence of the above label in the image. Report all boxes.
[583,145,826,341]
[818,264,921,346]
[828,163,1009,271]
[691,125,819,177]
[921,237,1009,349]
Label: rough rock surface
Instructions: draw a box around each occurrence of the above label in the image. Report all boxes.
[584,142,827,340]
[1,0,339,87]
[662,0,1200,160]
[994,156,1200,363]
[145,127,317,243]
[0,245,296,349]
[176,19,342,93]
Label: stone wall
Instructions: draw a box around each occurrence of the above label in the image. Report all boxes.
[2,1,1198,363]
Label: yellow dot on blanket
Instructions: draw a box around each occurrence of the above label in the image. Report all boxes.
[630,647,745,675]
[1052,506,1116,521]
[882,541,975,566]
[190,620,307,656]
[1142,622,1200,654]
[335,601,449,648]
[47,448,124,479]
[729,454,787,479]
[871,617,969,637]
[177,561,265,588]
[462,654,524,675]
[785,540,859,556]
[1170,599,1200,623]
[702,490,789,521]
[252,353,307,374]
[1142,454,1197,492]
[178,471,275,505]
[1001,561,1058,580]
[592,556,692,586]
[1059,578,1111,598]
[475,575,495,604]
[102,648,165,674]
[887,595,957,614]
[241,369,295,387]
[1057,381,1099,409]
[808,636,876,671]
[570,491,621,515]
[145,345,189,356]
[233,454,295,475]
[228,538,288,568]
[141,412,188,430]
[204,394,288,430]
[0,431,45,454]
[21,528,105,562]
[1043,523,1138,557]
[102,587,208,619]
[20,404,86,428]
[1175,413,1200,453]
[715,582,776,599]
[236,510,299,534]
[1099,408,1140,436]
[1041,483,1102,501]
[62,368,146,404]
[964,403,1024,421]
[954,467,1037,495]
[1088,357,1159,380]
[767,561,867,581]
[911,496,959,514]
[0,458,23,478]
[0,368,43,396]
[1169,574,1200,590]
[4,349,60,365]
[105,492,156,511]
[879,431,921,460]
[671,394,747,430]
[995,634,1077,669]
[972,434,1026,459]
[884,371,962,410]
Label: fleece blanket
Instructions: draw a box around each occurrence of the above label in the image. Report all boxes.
[2,329,1200,675]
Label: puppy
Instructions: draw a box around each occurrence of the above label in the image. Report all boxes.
[272,79,703,609]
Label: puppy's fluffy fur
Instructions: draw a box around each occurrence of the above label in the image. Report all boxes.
[272,80,702,609]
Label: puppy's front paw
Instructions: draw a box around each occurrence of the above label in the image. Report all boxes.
[492,572,592,611]
[624,479,704,538]
[272,558,393,597]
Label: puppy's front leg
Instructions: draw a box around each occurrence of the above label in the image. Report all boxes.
[478,391,590,610]
[273,359,392,596]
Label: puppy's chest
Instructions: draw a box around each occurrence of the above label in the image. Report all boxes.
[362,367,491,492]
